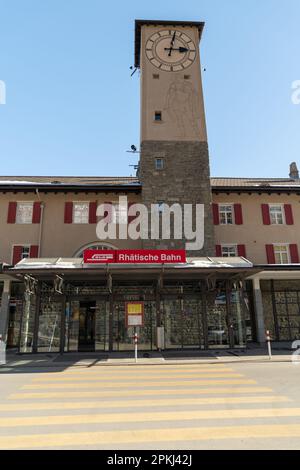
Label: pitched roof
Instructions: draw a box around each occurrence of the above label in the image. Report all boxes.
[211,177,300,189]
[0,176,139,185]
[0,176,299,193]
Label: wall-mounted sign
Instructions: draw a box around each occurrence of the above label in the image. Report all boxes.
[125,302,144,327]
[84,249,186,265]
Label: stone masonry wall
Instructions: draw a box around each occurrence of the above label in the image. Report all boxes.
[139,140,215,257]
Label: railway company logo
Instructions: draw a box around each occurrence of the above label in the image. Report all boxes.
[89,253,115,262]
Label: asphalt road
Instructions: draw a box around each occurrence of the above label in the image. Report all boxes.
[0,361,300,450]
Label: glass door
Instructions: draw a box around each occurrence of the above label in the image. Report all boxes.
[207,291,229,348]
[37,300,62,353]
[78,301,96,352]
[19,293,36,353]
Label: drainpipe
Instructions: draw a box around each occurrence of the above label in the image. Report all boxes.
[35,189,45,257]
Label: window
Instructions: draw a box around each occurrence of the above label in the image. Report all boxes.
[269,205,284,225]
[21,246,30,260]
[154,111,162,121]
[184,75,191,80]
[155,158,164,170]
[153,74,159,79]
[113,203,128,224]
[73,203,89,224]
[16,202,33,224]
[219,204,234,225]
[274,244,290,264]
[221,245,237,257]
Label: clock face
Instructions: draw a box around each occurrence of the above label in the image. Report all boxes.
[145,29,197,72]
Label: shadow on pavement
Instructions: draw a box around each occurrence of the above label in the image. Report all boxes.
[0,347,294,374]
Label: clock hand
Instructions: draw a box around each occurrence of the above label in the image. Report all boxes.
[168,31,177,57]
[171,31,176,46]
[164,47,189,53]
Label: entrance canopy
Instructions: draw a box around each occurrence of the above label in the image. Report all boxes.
[5,257,258,282]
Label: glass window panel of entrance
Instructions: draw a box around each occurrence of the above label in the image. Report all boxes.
[230,291,247,348]
[207,292,229,348]
[274,291,300,341]
[161,298,204,349]
[95,300,109,351]
[65,301,80,352]
[262,291,276,338]
[7,299,23,347]
[37,301,62,353]
[113,299,156,351]
[19,294,36,353]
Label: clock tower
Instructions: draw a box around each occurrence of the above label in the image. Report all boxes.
[135,20,214,256]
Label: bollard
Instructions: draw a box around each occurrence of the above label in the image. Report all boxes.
[133,330,138,363]
[0,334,6,366]
[266,330,272,361]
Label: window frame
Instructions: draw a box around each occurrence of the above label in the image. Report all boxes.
[221,244,238,258]
[112,202,128,225]
[154,111,162,122]
[15,202,34,225]
[219,204,234,225]
[269,204,285,225]
[155,158,164,170]
[273,243,290,265]
[72,201,90,225]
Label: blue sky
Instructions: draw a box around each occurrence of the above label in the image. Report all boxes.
[0,0,299,178]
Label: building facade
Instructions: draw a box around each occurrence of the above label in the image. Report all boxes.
[0,19,300,353]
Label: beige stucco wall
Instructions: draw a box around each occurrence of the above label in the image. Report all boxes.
[213,192,300,264]
[0,193,142,264]
[140,24,207,142]
[1,190,299,265]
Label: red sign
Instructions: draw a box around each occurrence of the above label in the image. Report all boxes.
[84,249,186,264]
[125,302,144,327]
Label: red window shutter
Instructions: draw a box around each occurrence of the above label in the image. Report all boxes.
[212,203,219,225]
[89,202,97,224]
[290,244,299,264]
[32,202,41,224]
[237,244,247,258]
[7,202,17,224]
[30,245,39,258]
[284,204,294,225]
[262,204,271,225]
[266,245,276,264]
[12,246,23,265]
[216,245,222,256]
[234,204,243,225]
[64,202,73,224]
